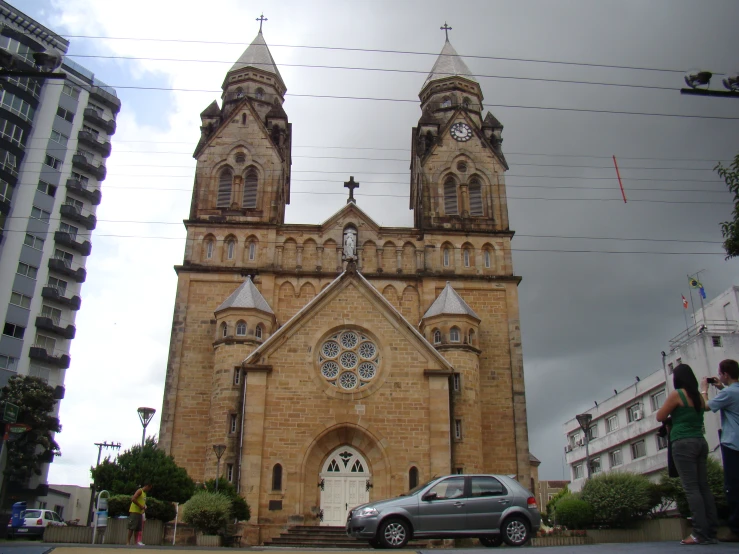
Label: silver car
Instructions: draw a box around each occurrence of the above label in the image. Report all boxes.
[346,474,540,548]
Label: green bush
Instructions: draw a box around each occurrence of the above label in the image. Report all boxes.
[105,494,176,521]
[554,496,594,529]
[580,472,656,527]
[203,478,251,522]
[107,494,132,518]
[545,485,570,518]
[659,457,728,520]
[182,492,231,534]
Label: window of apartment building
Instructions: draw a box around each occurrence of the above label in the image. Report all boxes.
[9,292,31,309]
[676,357,682,365]
[631,440,646,459]
[24,233,44,250]
[587,425,598,440]
[0,355,18,372]
[657,434,669,451]
[453,373,461,392]
[59,222,78,239]
[627,403,643,423]
[62,83,80,100]
[17,262,38,279]
[50,130,68,146]
[56,106,74,123]
[590,457,601,475]
[89,103,105,117]
[35,334,56,352]
[43,154,62,171]
[0,90,35,121]
[712,336,723,348]
[31,206,51,222]
[29,364,50,382]
[651,389,667,411]
[609,449,623,467]
[41,305,62,325]
[606,414,619,433]
[3,323,25,339]
[668,362,674,373]
[54,249,74,267]
[0,119,24,146]
[573,464,583,480]
[83,125,99,138]
[37,501,47,510]
[77,148,94,161]
[47,277,68,296]
[65,196,84,212]
[0,179,11,203]
[71,172,89,186]
[0,149,17,174]
[37,180,57,197]
[454,419,463,440]
[229,414,237,434]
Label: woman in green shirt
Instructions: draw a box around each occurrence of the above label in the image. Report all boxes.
[657,364,718,545]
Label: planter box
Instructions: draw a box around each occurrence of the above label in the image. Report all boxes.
[197,533,222,547]
[531,536,592,547]
[44,526,93,543]
[44,518,165,545]
[588,518,689,544]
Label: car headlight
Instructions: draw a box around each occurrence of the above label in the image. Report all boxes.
[356,507,379,518]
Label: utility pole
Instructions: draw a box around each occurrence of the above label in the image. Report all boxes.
[87,441,121,525]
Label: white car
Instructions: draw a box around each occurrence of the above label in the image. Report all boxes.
[7,509,65,539]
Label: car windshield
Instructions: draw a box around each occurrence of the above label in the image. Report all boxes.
[406,479,436,496]
[24,510,42,518]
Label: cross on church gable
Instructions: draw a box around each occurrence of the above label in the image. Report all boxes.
[344,176,359,204]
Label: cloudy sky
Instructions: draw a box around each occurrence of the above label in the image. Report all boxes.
[18,0,739,485]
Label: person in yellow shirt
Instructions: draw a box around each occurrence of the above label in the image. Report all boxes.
[127,483,152,546]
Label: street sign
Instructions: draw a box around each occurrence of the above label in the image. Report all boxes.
[7,423,30,434]
[3,403,19,423]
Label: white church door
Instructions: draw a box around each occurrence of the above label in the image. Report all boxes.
[320,446,370,526]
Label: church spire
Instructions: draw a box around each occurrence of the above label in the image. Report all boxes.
[228,31,284,85]
[423,38,477,89]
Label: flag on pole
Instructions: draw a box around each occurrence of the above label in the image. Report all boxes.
[688,277,703,289]
[682,295,689,309]
[700,287,707,299]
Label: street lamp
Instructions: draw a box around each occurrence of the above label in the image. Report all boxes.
[137,407,156,447]
[576,413,593,481]
[212,444,227,492]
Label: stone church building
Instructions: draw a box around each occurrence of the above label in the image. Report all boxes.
[159,27,531,543]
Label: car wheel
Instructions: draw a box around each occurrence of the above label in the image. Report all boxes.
[501,515,530,546]
[369,538,383,549]
[378,518,410,549]
[479,536,503,547]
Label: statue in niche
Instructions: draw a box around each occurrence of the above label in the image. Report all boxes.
[343,228,357,261]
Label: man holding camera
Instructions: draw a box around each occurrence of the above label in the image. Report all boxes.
[702,359,739,542]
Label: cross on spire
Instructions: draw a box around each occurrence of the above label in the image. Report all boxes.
[440,22,452,41]
[256,13,268,33]
[344,176,359,204]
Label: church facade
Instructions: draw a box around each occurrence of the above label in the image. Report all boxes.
[159,27,530,543]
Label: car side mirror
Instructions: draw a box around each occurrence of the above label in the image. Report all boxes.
[422,492,438,501]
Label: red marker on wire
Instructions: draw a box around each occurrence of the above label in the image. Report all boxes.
[613,155,627,203]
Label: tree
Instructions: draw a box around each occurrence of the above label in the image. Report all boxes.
[0,375,61,484]
[90,437,195,503]
[715,153,739,259]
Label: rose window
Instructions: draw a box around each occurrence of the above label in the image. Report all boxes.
[318,330,380,391]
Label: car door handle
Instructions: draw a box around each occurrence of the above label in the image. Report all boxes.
[454,502,465,507]
[498,499,511,504]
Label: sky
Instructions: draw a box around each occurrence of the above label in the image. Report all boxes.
[15,0,739,485]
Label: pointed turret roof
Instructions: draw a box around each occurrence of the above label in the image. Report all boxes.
[229,32,283,82]
[215,277,274,314]
[483,111,503,129]
[423,40,477,88]
[200,100,220,118]
[422,282,480,320]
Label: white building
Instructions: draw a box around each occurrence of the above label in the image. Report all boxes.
[39,485,92,524]
[564,369,668,492]
[0,1,119,505]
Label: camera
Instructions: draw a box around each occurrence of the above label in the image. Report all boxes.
[708,377,719,385]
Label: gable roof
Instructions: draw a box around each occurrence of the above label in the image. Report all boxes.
[319,201,381,233]
[423,39,477,89]
[215,277,274,314]
[229,31,284,83]
[422,281,480,320]
[243,269,454,372]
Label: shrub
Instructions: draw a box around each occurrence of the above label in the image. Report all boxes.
[554,496,594,529]
[182,492,231,534]
[545,485,570,519]
[105,494,176,521]
[580,472,655,527]
[203,478,251,522]
[107,494,132,518]
[659,457,728,520]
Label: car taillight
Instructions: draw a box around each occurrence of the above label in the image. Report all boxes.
[527,497,538,509]
[36,518,43,525]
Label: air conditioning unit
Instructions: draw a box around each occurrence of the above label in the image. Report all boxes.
[564,445,572,453]
[575,438,584,447]
[634,410,644,421]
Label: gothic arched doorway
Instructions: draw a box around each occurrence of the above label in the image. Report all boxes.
[320,446,370,526]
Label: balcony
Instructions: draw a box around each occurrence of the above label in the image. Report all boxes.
[83,107,116,135]
[77,130,111,158]
[60,202,97,230]
[28,346,70,369]
[90,86,121,114]
[66,178,101,205]
[54,230,92,256]
[47,257,86,283]
[71,154,106,181]
[35,315,75,339]
[41,285,81,310]
[0,195,9,215]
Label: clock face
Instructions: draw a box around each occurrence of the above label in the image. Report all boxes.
[450,122,473,142]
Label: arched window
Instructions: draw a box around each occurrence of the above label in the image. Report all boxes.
[450,327,461,343]
[235,152,245,164]
[217,168,233,208]
[236,321,246,336]
[463,249,470,267]
[443,248,451,267]
[255,88,265,100]
[205,240,214,259]
[468,329,475,345]
[241,113,246,125]
[226,239,235,260]
[220,322,228,338]
[433,329,441,344]
[444,178,457,215]
[469,179,483,216]
[409,466,419,490]
[235,87,244,98]
[484,250,491,269]
[248,242,257,261]
[255,324,263,340]
[272,463,282,491]
[243,168,258,208]
[441,97,451,108]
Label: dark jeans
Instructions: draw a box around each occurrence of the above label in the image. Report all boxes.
[672,437,719,540]
[721,443,739,534]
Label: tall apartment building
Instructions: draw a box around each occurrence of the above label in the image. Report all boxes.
[0,1,119,500]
